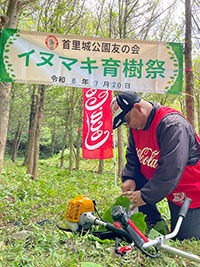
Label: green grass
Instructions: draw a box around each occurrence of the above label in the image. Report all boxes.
[0,157,200,267]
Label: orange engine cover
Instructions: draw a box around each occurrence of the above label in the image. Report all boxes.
[65,195,95,222]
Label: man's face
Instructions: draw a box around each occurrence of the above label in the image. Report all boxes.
[123,105,145,130]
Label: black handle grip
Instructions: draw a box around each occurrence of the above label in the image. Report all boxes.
[126,225,145,248]
[105,222,132,243]
[178,197,192,218]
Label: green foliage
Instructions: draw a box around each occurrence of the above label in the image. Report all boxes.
[130,212,147,235]
[148,220,168,238]
[101,196,131,224]
[100,196,147,234]
[81,263,103,267]
[0,158,199,266]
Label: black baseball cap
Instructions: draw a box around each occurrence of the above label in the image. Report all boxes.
[110,91,141,129]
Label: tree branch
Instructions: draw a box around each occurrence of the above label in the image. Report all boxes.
[191,12,200,32]
[194,71,200,82]
[19,0,36,9]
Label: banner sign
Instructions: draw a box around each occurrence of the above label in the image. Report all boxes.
[82,88,113,159]
[0,28,183,94]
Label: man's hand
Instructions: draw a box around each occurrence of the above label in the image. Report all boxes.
[121,179,136,192]
[121,190,146,210]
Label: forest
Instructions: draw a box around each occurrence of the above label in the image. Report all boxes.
[0,0,200,266]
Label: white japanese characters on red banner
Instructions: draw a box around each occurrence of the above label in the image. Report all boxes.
[0,29,183,94]
[82,88,113,159]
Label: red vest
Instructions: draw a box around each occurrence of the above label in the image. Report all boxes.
[132,106,200,208]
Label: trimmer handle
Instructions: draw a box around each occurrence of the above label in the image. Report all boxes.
[111,206,148,247]
[178,197,192,218]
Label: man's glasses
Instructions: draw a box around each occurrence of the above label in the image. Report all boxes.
[122,111,131,125]
[122,120,129,125]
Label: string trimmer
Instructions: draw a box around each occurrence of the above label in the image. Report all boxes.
[63,195,200,263]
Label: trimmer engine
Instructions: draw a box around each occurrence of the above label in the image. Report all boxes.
[65,195,95,231]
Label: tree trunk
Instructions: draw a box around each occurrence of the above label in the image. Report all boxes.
[0,83,11,177]
[10,122,22,162]
[75,100,83,170]
[32,85,45,180]
[23,88,37,166]
[60,122,68,168]
[178,96,186,115]
[197,95,200,135]
[60,99,70,168]
[0,1,22,179]
[51,128,56,156]
[0,0,35,178]
[98,159,104,174]
[26,95,39,175]
[69,88,75,173]
[185,0,195,127]
[195,91,200,135]
[75,127,82,170]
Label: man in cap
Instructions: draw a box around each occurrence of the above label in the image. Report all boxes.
[111,91,200,240]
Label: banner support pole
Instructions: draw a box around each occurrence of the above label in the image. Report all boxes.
[113,129,117,186]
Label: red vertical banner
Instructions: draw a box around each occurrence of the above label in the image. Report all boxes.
[82,88,113,159]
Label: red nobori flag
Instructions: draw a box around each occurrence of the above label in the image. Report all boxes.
[82,88,113,159]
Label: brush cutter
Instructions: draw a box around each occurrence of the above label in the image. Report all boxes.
[63,195,200,263]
